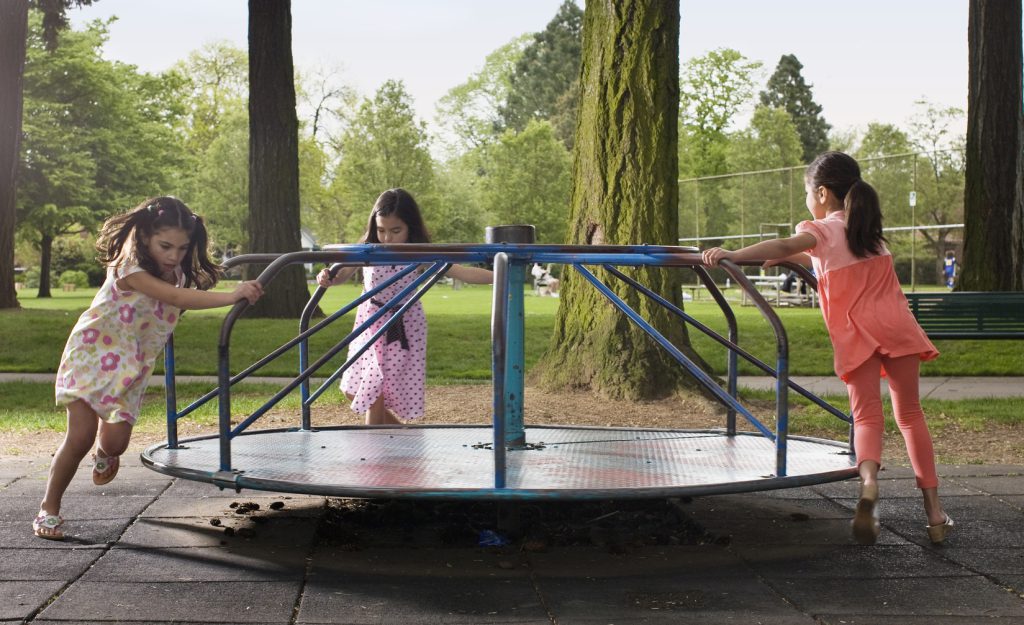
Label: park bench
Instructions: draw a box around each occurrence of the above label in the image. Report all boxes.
[905,291,1024,340]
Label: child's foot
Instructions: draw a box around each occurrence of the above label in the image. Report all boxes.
[927,515,954,544]
[92,452,120,485]
[33,510,64,541]
[851,481,880,545]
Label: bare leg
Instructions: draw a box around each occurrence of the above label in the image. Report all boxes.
[364,395,402,425]
[40,400,99,517]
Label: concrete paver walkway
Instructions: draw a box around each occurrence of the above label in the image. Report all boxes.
[2,455,1023,624]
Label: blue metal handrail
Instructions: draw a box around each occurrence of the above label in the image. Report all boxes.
[160,244,848,480]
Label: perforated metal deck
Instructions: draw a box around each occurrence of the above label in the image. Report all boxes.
[142,425,857,499]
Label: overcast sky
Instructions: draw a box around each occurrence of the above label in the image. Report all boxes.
[71,0,971,136]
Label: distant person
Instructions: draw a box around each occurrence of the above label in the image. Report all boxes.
[531,262,560,296]
[943,251,957,289]
[316,188,492,425]
[36,197,264,540]
[702,151,951,546]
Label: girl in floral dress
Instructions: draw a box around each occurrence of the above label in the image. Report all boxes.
[34,197,263,540]
[316,188,492,425]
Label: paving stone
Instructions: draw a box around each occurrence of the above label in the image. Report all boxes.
[0,580,64,621]
[816,616,1024,625]
[298,573,544,624]
[700,516,909,546]
[0,494,157,522]
[774,575,1024,617]
[0,547,104,580]
[37,581,301,623]
[83,545,307,582]
[0,518,132,548]
[885,516,1024,549]
[684,493,852,520]
[955,475,1024,496]
[538,573,816,624]
[526,545,746,578]
[115,516,318,550]
[739,544,969,578]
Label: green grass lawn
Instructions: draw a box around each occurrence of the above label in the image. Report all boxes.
[5,283,1021,379]
[4,282,1023,440]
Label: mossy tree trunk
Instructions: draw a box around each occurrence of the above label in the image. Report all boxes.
[535,0,708,401]
[961,0,1024,291]
[0,0,28,309]
[245,0,312,317]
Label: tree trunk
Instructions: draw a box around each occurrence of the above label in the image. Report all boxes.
[245,0,311,317]
[535,0,705,401]
[37,233,53,298]
[0,0,28,309]
[961,0,1024,291]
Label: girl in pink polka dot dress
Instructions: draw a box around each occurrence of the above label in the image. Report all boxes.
[317,188,493,426]
[35,197,263,540]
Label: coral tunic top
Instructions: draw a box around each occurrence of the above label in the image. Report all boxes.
[796,211,938,381]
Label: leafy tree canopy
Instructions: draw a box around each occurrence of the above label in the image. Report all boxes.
[499,0,582,147]
[332,79,434,242]
[759,54,830,162]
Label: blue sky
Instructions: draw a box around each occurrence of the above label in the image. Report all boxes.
[72,0,970,136]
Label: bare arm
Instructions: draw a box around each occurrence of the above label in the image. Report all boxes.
[121,271,263,310]
[702,233,817,267]
[315,265,359,288]
[445,264,494,284]
[764,251,813,269]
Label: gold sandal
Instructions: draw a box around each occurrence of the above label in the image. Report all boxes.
[851,482,880,546]
[927,515,954,544]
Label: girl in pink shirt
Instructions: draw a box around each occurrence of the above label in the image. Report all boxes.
[702,151,952,546]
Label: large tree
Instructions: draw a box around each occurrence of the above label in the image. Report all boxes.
[246,0,309,317]
[960,0,1024,291]
[331,80,435,242]
[759,54,830,163]
[535,0,704,400]
[19,12,181,297]
[481,119,571,243]
[500,0,582,148]
[0,0,29,309]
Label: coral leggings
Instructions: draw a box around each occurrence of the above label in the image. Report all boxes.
[844,352,939,489]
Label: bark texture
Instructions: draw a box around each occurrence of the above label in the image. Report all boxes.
[246,0,311,316]
[961,0,1024,291]
[0,0,28,309]
[537,0,707,400]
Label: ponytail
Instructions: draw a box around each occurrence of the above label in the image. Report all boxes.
[844,180,886,258]
[806,151,887,258]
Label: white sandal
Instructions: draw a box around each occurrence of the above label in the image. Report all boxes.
[33,511,65,540]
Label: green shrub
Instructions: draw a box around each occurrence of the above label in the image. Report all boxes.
[58,269,89,289]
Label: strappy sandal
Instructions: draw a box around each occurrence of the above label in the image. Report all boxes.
[92,453,120,485]
[33,511,65,541]
[927,515,954,544]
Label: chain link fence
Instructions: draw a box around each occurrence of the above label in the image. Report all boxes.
[679,150,965,288]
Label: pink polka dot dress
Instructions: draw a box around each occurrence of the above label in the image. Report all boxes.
[340,264,427,421]
[55,264,182,425]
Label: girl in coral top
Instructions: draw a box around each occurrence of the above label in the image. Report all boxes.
[702,151,952,546]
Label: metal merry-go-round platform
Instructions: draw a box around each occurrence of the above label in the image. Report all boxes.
[142,228,858,499]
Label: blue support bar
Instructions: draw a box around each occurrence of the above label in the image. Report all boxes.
[490,253,510,489]
[164,336,178,449]
[504,261,526,448]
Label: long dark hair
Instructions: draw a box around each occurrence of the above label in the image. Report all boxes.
[360,188,431,244]
[805,151,886,258]
[96,196,220,289]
